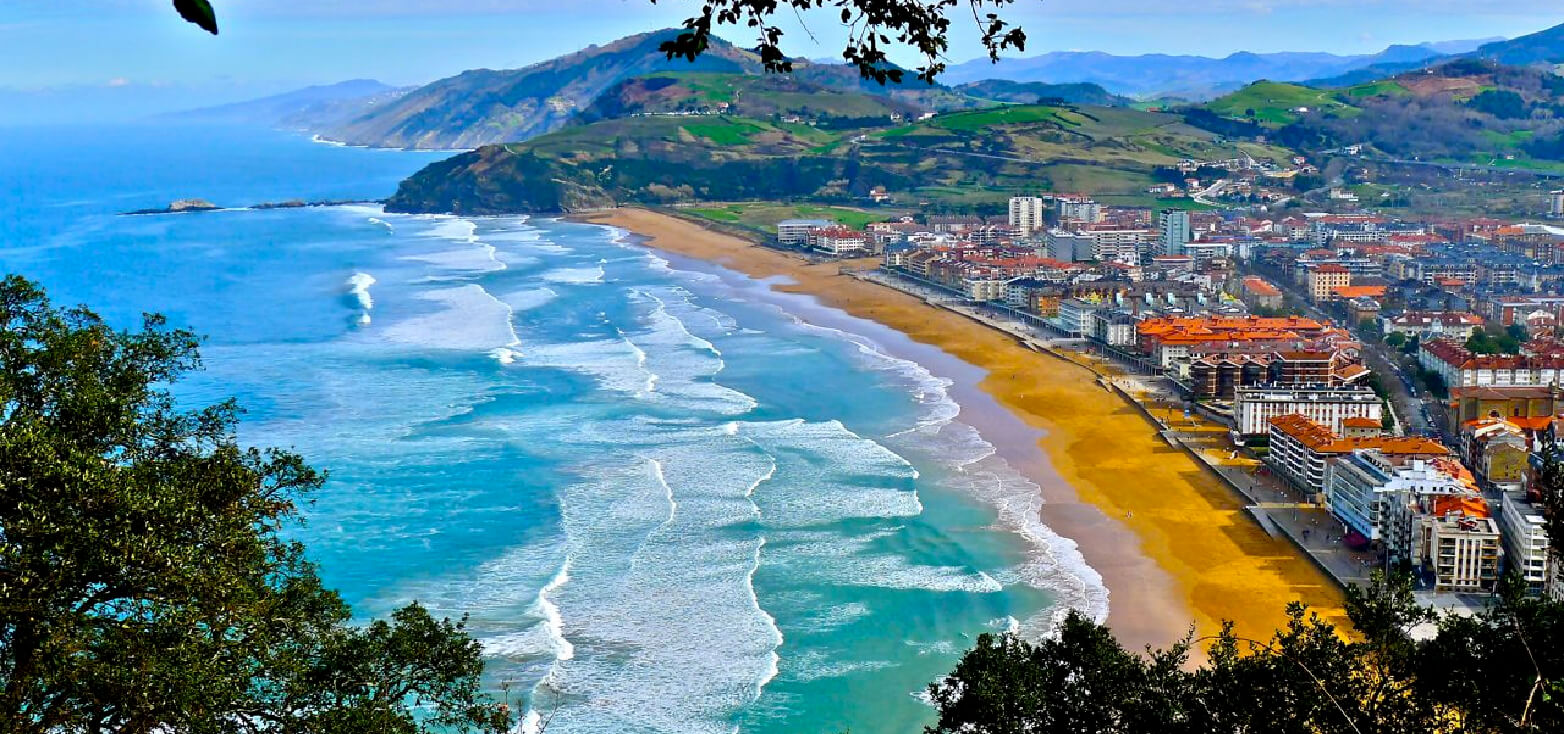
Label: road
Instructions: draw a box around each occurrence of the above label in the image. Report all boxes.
[1249,262,1436,438]
[1358,341,1434,436]
[1191,178,1230,206]
[1357,155,1564,180]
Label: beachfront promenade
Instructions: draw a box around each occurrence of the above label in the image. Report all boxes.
[853,268,1387,595]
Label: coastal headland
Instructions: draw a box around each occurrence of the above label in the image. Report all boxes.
[581,206,1345,651]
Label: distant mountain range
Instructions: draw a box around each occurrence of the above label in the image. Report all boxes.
[167,19,1564,156]
[941,39,1499,98]
[164,79,408,128]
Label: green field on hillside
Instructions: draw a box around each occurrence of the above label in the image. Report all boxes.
[680,118,769,145]
[1206,81,1360,126]
[1344,80,1409,98]
[682,202,892,235]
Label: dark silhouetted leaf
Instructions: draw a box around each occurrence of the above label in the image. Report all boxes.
[173,0,218,35]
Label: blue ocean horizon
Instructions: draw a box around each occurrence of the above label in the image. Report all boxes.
[0,123,1104,733]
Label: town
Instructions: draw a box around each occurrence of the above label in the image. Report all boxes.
[764,184,1564,611]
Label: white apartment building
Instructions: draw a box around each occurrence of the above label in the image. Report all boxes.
[1418,339,1564,390]
[1327,452,1465,544]
[1499,491,1552,591]
[776,218,832,246]
[1158,209,1191,256]
[1414,511,1502,592]
[1085,228,1150,264]
[1182,241,1233,263]
[807,227,871,256]
[1008,196,1047,234]
[1046,229,1094,262]
[1057,199,1103,224]
[1052,298,1104,337]
[1383,312,1485,340]
[1235,385,1383,437]
[961,277,1012,302]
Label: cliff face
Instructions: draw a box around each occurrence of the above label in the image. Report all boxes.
[385,147,615,214]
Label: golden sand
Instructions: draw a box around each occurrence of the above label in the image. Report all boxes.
[581,207,1345,650]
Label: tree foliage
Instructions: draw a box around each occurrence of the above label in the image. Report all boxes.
[1535,444,1564,576]
[931,572,1564,733]
[1467,325,1523,355]
[176,0,1024,83]
[0,276,509,733]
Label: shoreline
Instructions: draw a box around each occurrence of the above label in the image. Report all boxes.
[578,207,1345,651]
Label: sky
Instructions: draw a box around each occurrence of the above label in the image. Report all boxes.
[2,0,1562,118]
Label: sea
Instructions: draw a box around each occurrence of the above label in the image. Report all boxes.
[0,123,1105,733]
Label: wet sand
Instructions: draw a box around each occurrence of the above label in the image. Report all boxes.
[578,207,1345,651]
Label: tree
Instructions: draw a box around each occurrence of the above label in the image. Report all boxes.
[173,0,1028,83]
[1357,317,1382,341]
[1384,331,1406,349]
[0,276,509,733]
[931,572,1564,734]
[925,612,1194,734]
[1535,444,1564,573]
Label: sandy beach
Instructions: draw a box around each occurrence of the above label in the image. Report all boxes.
[579,207,1345,651]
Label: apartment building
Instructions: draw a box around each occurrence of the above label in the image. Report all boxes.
[1308,264,1352,303]
[1270,416,1446,499]
[1498,491,1552,593]
[1008,196,1047,234]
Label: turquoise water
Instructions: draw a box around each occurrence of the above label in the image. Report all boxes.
[0,123,1104,733]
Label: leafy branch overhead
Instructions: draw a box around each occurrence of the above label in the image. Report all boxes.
[653,0,1026,83]
[170,0,1025,82]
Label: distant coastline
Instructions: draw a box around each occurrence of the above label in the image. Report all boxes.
[579,206,1347,649]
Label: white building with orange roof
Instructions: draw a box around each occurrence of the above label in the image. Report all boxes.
[1272,414,1446,500]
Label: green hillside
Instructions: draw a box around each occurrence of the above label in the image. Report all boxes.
[577,72,924,126]
[386,100,1299,214]
[1203,80,1361,126]
[316,29,766,149]
[1192,60,1564,169]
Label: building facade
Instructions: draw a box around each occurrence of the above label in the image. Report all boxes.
[1158,208,1192,256]
[1236,385,1383,437]
[1008,196,1047,234]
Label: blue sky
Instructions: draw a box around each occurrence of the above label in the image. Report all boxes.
[2,1,1561,94]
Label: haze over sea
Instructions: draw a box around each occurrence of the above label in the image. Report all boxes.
[0,123,1104,733]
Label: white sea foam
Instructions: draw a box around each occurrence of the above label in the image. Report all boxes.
[650,458,677,529]
[800,601,873,632]
[366,217,394,234]
[738,286,1110,632]
[787,650,897,683]
[423,216,480,243]
[402,243,508,273]
[529,423,784,733]
[619,288,756,414]
[345,272,376,310]
[739,418,923,527]
[541,263,605,284]
[537,559,575,661]
[524,337,655,396]
[503,286,559,312]
[914,420,1110,633]
[377,284,522,357]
